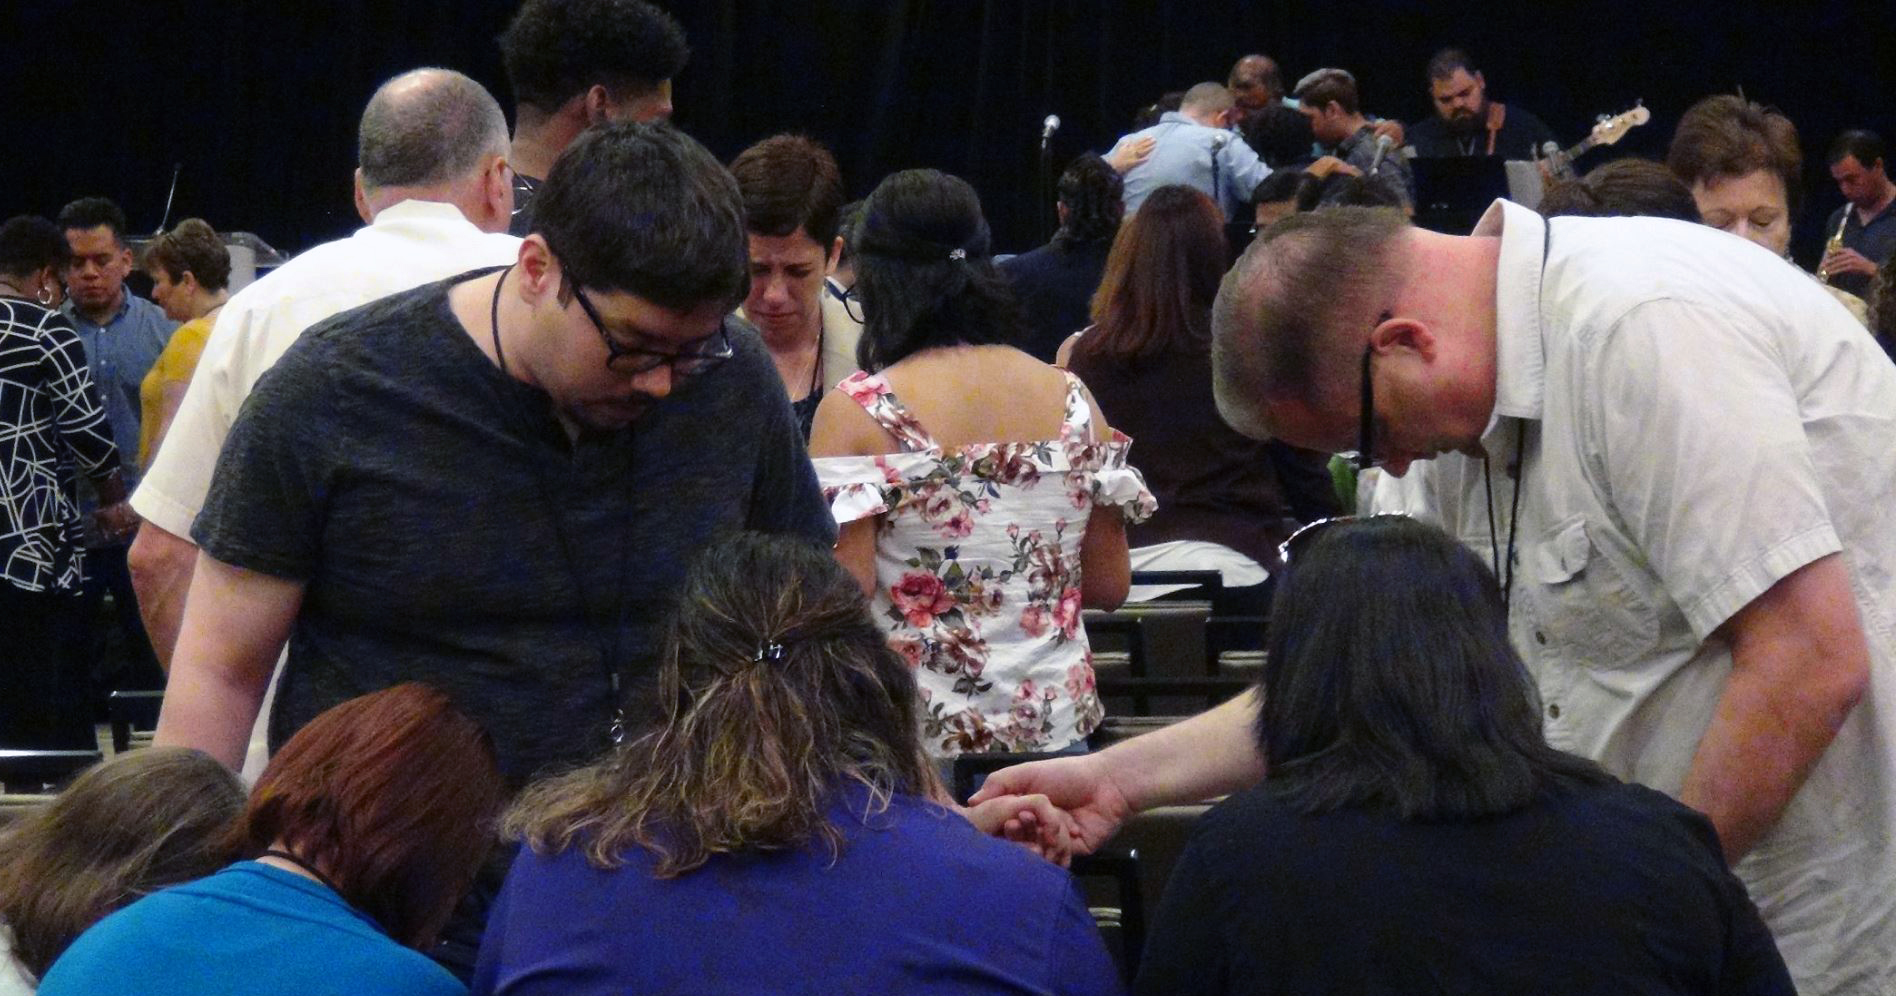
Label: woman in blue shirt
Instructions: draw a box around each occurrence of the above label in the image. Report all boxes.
[475,532,1121,996]
[41,683,505,996]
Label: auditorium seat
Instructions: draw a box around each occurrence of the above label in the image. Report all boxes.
[108,690,164,753]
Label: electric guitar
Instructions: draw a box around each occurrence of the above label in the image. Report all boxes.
[1542,103,1651,180]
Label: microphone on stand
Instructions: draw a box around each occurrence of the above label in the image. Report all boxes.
[1041,114,1061,145]
[1369,135,1393,175]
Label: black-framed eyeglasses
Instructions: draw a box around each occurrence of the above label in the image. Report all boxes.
[1278,512,1411,566]
[569,281,735,376]
[839,285,864,325]
[1356,311,1392,471]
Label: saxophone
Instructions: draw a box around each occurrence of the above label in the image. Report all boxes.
[1818,208,1851,284]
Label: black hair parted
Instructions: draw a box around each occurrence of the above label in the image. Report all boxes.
[1257,517,1612,821]
[0,215,73,278]
[851,169,1031,370]
[531,121,749,313]
[56,197,129,243]
[499,0,688,112]
[1829,129,1888,169]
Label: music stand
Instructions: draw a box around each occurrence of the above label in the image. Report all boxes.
[1411,156,1511,235]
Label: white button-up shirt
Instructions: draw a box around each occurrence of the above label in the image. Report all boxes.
[132,200,520,535]
[1387,199,1896,995]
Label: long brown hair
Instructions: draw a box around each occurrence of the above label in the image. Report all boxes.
[506,532,937,878]
[0,748,245,977]
[245,682,503,950]
[1080,183,1228,365]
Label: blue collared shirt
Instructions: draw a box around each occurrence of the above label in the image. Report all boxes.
[1116,111,1272,221]
[63,291,174,488]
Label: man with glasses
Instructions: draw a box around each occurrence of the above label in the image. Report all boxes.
[154,122,832,791]
[979,202,1896,993]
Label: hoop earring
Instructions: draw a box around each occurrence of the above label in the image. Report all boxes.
[36,283,54,306]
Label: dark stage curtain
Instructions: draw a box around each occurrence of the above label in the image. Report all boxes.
[4,0,1890,264]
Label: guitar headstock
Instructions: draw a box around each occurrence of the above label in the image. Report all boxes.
[1589,102,1651,148]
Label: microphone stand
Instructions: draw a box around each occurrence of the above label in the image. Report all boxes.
[1039,129,1056,244]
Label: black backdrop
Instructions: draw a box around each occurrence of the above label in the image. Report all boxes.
[5,0,1890,265]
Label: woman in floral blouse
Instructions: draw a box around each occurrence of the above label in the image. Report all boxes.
[809,169,1155,760]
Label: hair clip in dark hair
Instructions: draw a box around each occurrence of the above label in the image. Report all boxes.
[753,642,787,663]
[948,248,967,261]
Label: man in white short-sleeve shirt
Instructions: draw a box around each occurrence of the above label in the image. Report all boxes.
[126,69,518,772]
[977,200,1896,994]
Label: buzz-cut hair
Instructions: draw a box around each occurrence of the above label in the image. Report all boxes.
[357,68,509,192]
[1211,207,1409,439]
[1180,82,1236,116]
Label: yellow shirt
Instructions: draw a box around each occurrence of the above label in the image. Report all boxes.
[138,316,211,469]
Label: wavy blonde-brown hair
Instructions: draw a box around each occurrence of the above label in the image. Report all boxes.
[505,532,937,877]
[0,748,245,978]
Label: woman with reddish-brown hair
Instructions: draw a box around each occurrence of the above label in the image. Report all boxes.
[39,683,503,996]
[1058,184,1338,615]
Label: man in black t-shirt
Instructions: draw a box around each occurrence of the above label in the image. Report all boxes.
[1406,47,1557,160]
[154,123,835,784]
[498,0,689,236]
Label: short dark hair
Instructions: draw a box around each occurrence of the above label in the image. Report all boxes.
[143,218,232,292]
[246,683,503,950]
[1538,157,1700,223]
[1081,185,1226,365]
[1666,95,1804,212]
[1228,54,1284,100]
[357,68,509,191]
[1292,68,1360,116]
[56,197,128,245]
[1258,518,1613,820]
[0,215,73,279]
[1241,103,1317,170]
[1426,47,1479,82]
[507,532,936,877]
[1829,129,1887,169]
[499,0,688,112]
[532,121,750,312]
[1133,91,1186,130]
[730,134,846,248]
[852,169,1029,370]
[1054,153,1124,248]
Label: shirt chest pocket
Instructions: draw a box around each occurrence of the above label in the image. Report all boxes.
[1528,514,1660,668]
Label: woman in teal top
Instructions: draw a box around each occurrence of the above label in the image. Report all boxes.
[41,683,504,996]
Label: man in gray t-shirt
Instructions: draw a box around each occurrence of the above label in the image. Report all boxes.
[155,122,834,782]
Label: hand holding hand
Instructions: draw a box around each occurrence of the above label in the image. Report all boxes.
[967,753,1133,855]
[961,792,1077,866]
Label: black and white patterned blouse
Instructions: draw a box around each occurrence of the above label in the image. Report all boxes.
[0,296,121,593]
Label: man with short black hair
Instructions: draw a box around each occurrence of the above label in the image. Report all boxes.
[498,0,688,235]
[129,68,519,677]
[1113,82,1272,221]
[1407,48,1556,159]
[1821,130,1896,297]
[59,195,174,694]
[999,153,1123,362]
[155,121,832,786]
[729,134,860,439]
[1293,69,1413,210]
